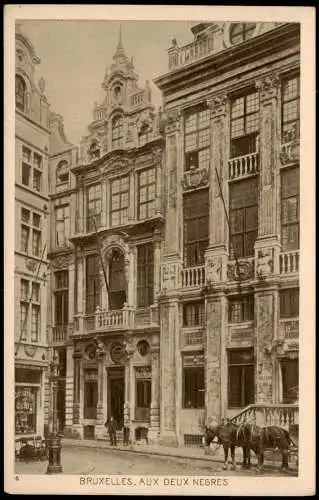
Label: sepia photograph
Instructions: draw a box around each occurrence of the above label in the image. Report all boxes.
[4,4,315,496]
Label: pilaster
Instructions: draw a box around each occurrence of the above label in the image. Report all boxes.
[72,350,83,438]
[63,344,74,433]
[101,177,107,227]
[148,346,160,443]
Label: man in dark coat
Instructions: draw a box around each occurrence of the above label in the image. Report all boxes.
[105,416,117,446]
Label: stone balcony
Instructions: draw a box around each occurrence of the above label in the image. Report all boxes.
[228,151,259,180]
[168,34,214,70]
[279,250,299,275]
[278,318,299,340]
[51,325,68,343]
[181,265,206,289]
[74,306,135,335]
[279,139,300,166]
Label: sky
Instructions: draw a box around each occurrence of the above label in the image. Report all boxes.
[19,20,196,146]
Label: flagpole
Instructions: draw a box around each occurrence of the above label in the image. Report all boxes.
[214,167,242,281]
[92,217,111,306]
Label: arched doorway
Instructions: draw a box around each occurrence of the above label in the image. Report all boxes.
[109,249,127,309]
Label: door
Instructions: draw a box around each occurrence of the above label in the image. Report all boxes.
[281,359,299,403]
[109,374,124,429]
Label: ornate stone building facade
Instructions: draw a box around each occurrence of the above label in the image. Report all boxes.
[14,25,50,437]
[154,21,300,444]
[47,32,164,441]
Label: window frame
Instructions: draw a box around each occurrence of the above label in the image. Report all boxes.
[110,175,129,227]
[183,301,205,327]
[85,255,101,314]
[112,115,124,149]
[184,107,211,172]
[21,146,43,192]
[56,160,69,185]
[137,167,156,220]
[281,74,300,143]
[182,366,205,409]
[54,271,69,326]
[230,23,256,45]
[183,189,209,267]
[230,90,260,158]
[281,166,299,251]
[279,288,299,318]
[20,278,41,342]
[228,295,254,323]
[55,205,69,248]
[16,74,27,112]
[228,348,255,408]
[20,206,42,256]
[86,184,102,232]
[137,243,154,308]
[136,379,151,408]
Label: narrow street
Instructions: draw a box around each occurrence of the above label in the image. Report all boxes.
[15,446,298,477]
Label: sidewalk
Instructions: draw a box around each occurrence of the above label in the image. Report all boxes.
[61,438,298,471]
[15,449,96,475]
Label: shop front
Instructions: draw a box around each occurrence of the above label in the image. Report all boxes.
[15,366,45,437]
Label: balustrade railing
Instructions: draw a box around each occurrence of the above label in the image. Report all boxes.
[228,152,259,179]
[181,265,205,288]
[169,36,214,70]
[94,306,135,331]
[131,91,145,107]
[279,250,299,274]
[52,325,67,343]
[230,403,298,429]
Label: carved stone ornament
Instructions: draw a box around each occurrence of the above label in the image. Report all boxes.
[51,255,69,270]
[85,344,97,360]
[255,73,280,101]
[162,263,177,290]
[24,344,37,358]
[26,260,37,272]
[207,94,227,116]
[279,140,300,165]
[181,167,209,191]
[206,256,222,283]
[256,249,273,278]
[165,108,181,133]
[227,259,255,281]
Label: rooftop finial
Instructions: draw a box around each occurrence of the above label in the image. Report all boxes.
[114,24,125,59]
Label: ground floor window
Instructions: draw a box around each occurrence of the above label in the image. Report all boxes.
[84,369,98,419]
[183,367,205,409]
[135,368,151,421]
[228,349,254,408]
[281,359,299,403]
[15,386,37,434]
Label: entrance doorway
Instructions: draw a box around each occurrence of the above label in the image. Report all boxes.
[281,359,299,403]
[108,367,125,430]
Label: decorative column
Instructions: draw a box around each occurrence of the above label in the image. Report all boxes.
[123,337,134,436]
[254,73,281,278]
[95,342,107,438]
[101,176,107,228]
[154,149,163,216]
[63,344,75,437]
[128,168,135,223]
[76,181,85,234]
[72,349,83,438]
[148,345,160,443]
[205,93,229,284]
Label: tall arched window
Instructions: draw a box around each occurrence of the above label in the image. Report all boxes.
[109,249,126,310]
[56,160,69,185]
[139,123,152,146]
[88,142,100,161]
[112,116,124,149]
[16,75,27,112]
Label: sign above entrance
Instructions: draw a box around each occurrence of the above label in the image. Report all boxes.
[183,353,205,367]
[135,366,152,379]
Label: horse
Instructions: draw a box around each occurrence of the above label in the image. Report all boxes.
[204,421,252,470]
[242,422,295,472]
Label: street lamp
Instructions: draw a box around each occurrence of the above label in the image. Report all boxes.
[46,350,63,474]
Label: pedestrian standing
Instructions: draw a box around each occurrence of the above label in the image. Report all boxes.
[105,415,117,446]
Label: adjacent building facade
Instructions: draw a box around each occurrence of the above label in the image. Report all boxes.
[14,25,50,437]
[155,21,300,444]
[47,33,164,441]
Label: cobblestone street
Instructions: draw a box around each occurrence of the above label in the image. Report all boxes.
[15,445,297,477]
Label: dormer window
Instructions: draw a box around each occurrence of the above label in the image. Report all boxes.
[88,142,100,161]
[114,85,122,103]
[230,23,256,45]
[56,160,69,185]
[139,123,152,146]
[16,75,26,112]
[112,116,124,149]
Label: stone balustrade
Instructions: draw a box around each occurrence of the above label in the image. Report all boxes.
[52,325,67,343]
[181,265,205,289]
[94,306,135,331]
[279,139,300,165]
[278,318,299,339]
[169,35,214,70]
[230,403,299,429]
[279,250,299,275]
[228,152,259,180]
[130,90,146,107]
[181,327,204,348]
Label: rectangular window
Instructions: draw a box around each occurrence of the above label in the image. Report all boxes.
[183,367,205,408]
[138,168,156,220]
[55,205,69,248]
[280,288,299,318]
[183,189,209,266]
[33,169,42,192]
[22,146,32,163]
[282,74,300,143]
[183,301,204,327]
[32,282,40,302]
[21,225,29,253]
[22,163,31,186]
[33,152,42,169]
[87,184,101,232]
[137,243,154,307]
[184,107,210,171]
[20,302,28,341]
[228,349,254,408]
[136,380,151,408]
[84,370,98,419]
[281,166,299,251]
[228,295,254,323]
[31,305,40,342]
[32,229,41,257]
[20,279,29,300]
[85,255,101,314]
[230,91,259,158]
[110,176,129,227]
[15,387,37,435]
[229,177,258,258]
[54,271,69,325]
